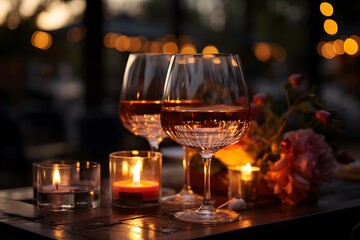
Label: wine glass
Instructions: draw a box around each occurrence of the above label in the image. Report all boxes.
[119,53,202,206]
[160,53,251,224]
[119,53,171,151]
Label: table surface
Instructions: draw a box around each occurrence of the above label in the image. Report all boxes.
[1,176,360,240]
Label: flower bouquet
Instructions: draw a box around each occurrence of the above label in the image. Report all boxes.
[191,73,355,205]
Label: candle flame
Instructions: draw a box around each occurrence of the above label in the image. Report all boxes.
[53,168,61,189]
[241,162,252,172]
[133,160,141,186]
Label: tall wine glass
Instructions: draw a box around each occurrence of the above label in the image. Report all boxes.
[160,53,251,224]
[119,53,170,151]
[119,53,201,206]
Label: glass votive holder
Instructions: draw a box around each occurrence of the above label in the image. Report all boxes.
[35,160,101,211]
[228,163,261,202]
[109,150,162,209]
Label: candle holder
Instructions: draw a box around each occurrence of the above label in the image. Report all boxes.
[109,150,162,209]
[228,164,260,202]
[35,160,100,211]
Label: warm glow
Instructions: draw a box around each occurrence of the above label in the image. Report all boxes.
[104,32,118,48]
[213,57,221,64]
[19,0,43,18]
[150,41,161,53]
[344,38,358,55]
[320,2,333,17]
[333,39,345,55]
[317,41,325,56]
[180,43,197,54]
[36,1,72,31]
[254,42,271,62]
[272,45,287,62]
[53,169,61,186]
[321,42,336,59]
[122,161,129,176]
[76,161,80,172]
[202,45,219,54]
[162,41,178,54]
[129,37,142,52]
[133,160,141,185]
[0,1,12,25]
[31,31,52,50]
[231,59,238,67]
[324,19,338,35]
[67,26,85,43]
[115,35,131,51]
[241,162,252,172]
[188,57,196,64]
[36,0,86,31]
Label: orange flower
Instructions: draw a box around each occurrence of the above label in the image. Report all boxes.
[265,129,336,205]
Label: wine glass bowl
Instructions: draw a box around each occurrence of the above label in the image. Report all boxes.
[160,53,251,224]
[119,53,171,151]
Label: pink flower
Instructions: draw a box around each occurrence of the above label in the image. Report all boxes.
[288,73,304,88]
[315,110,332,125]
[252,93,268,106]
[265,128,336,205]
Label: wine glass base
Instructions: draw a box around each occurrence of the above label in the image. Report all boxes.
[174,208,240,224]
[161,192,203,206]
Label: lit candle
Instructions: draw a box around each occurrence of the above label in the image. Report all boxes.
[109,150,162,209]
[240,162,260,201]
[53,168,60,190]
[112,160,159,204]
[36,161,101,210]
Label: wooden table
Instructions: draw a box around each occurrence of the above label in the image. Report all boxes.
[1,177,360,240]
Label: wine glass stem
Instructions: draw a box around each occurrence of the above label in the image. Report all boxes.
[202,155,213,209]
[182,146,192,191]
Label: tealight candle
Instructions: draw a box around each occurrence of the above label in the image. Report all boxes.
[228,162,260,202]
[35,160,100,211]
[109,151,162,209]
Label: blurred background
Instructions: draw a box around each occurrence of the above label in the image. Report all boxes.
[0,0,359,189]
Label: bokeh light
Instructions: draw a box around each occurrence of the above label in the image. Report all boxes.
[67,26,85,43]
[162,41,178,54]
[320,2,333,17]
[323,19,338,35]
[180,43,197,54]
[31,31,52,50]
[254,42,271,62]
[321,41,336,59]
[333,39,345,55]
[202,45,219,54]
[344,37,358,55]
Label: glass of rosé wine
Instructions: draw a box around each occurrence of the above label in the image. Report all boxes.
[119,53,171,151]
[119,53,203,206]
[160,53,251,224]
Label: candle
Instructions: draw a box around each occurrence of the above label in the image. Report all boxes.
[240,162,260,201]
[240,162,260,181]
[109,151,162,209]
[228,163,260,202]
[112,180,159,201]
[112,160,159,205]
[35,160,100,211]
